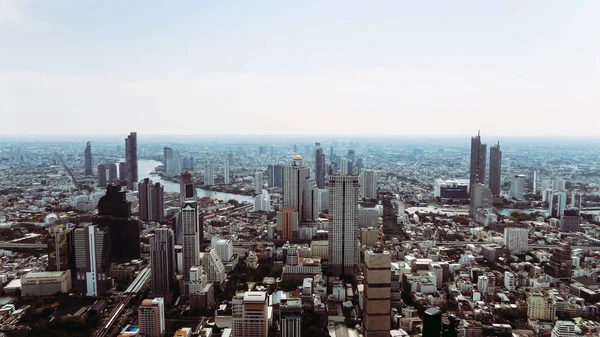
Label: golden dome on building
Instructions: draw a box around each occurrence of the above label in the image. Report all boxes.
[293,154,303,161]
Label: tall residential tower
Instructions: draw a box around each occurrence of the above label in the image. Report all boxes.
[84,142,93,176]
[328,175,359,277]
[489,142,502,197]
[125,132,138,190]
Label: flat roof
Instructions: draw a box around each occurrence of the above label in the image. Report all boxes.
[23,271,66,279]
[243,291,266,302]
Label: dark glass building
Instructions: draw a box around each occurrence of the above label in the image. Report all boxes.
[125,132,138,190]
[489,141,502,197]
[94,185,141,260]
[84,141,93,176]
[423,307,442,337]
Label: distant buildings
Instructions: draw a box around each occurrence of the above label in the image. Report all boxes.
[125,132,138,190]
[470,131,487,188]
[138,297,165,337]
[138,178,165,223]
[164,147,182,176]
[510,174,526,200]
[97,164,107,187]
[254,171,263,194]
[84,141,92,176]
[489,142,502,197]
[360,170,377,200]
[107,163,118,183]
[204,161,215,186]
[434,179,469,204]
[224,160,231,184]
[315,142,326,189]
[149,228,175,304]
[328,175,359,277]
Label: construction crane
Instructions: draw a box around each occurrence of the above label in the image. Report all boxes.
[56,152,81,189]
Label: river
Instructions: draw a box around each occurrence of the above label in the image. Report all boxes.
[136,160,255,203]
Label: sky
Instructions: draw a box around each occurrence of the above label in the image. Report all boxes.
[0,1,598,137]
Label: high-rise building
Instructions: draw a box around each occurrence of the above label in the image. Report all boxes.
[107,163,118,183]
[254,171,263,194]
[94,185,140,260]
[204,161,215,186]
[227,153,233,166]
[422,307,442,337]
[164,147,173,174]
[84,142,93,176]
[549,191,568,218]
[544,244,573,284]
[125,132,138,190]
[280,298,302,337]
[469,183,493,217]
[150,228,175,304]
[74,225,111,296]
[510,174,526,200]
[470,131,487,190]
[282,156,310,218]
[527,293,556,321]
[267,164,283,188]
[163,147,182,176]
[138,298,165,337]
[118,162,126,183]
[211,237,233,262]
[180,171,196,205]
[224,160,231,184]
[139,178,165,223]
[182,200,201,281]
[341,158,351,175]
[315,143,326,189]
[504,227,529,253]
[277,208,299,240]
[47,224,75,273]
[232,291,268,337]
[360,170,377,200]
[97,164,107,187]
[533,171,538,195]
[328,175,359,277]
[489,142,502,197]
[363,249,391,337]
[203,246,226,286]
[302,180,319,222]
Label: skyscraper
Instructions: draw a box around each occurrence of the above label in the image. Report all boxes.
[267,164,283,188]
[363,249,391,337]
[47,223,75,272]
[118,162,126,183]
[360,170,377,200]
[315,142,326,189]
[224,160,231,184]
[84,141,93,176]
[328,175,359,277]
[125,132,138,190]
[280,298,302,337]
[138,298,166,337]
[470,131,487,189]
[74,225,111,296]
[423,307,442,337]
[94,185,140,260]
[254,171,263,194]
[204,161,215,185]
[180,171,196,205]
[150,228,175,304]
[489,141,502,197]
[97,164,107,187]
[232,291,268,337]
[510,174,526,200]
[282,155,310,220]
[139,178,165,223]
[107,163,118,183]
[182,200,201,281]
[227,153,233,166]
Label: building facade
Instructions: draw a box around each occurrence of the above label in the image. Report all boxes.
[328,175,359,277]
[489,142,502,197]
[125,132,138,190]
[150,228,175,304]
[138,298,165,337]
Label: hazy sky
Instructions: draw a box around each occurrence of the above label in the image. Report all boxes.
[1,1,598,137]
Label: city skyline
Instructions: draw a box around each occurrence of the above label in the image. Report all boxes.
[1,1,599,136]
